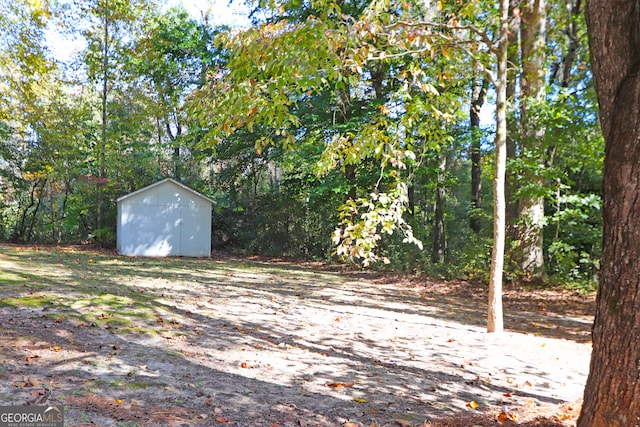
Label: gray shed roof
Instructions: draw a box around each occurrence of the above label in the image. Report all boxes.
[116,178,214,204]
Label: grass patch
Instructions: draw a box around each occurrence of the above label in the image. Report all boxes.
[0,271,26,284]
[126,381,153,390]
[0,293,58,308]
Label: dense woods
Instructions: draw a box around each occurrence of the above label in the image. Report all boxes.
[0,0,603,291]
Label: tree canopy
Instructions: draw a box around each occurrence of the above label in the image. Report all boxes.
[0,1,602,286]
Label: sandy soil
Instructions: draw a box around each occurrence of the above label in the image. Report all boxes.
[0,247,594,426]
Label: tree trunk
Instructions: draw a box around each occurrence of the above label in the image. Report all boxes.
[166,113,183,179]
[432,152,447,263]
[505,0,521,245]
[12,179,43,242]
[470,76,487,234]
[516,0,547,280]
[487,0,510,334]
[336,85,357,200]
[98,2,109,239]
[26,180,46,242]
[408,182,415,216]
[549,0,582,88]
[579,0,640,424]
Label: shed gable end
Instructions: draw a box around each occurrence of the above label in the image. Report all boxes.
[117,179,212,257]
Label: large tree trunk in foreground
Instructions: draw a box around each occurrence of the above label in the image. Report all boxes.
[579,0,640,424]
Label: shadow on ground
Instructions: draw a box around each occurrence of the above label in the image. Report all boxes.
[0,245,593,426]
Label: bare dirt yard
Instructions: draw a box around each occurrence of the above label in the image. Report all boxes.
[0,245,595,427]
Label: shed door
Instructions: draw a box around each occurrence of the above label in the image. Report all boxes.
[178,204,208,256]
[138,202,181,256]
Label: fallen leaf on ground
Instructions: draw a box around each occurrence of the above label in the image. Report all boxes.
[498,411,517,422]
[466,400,480,409]
[353,397,367,403]
[13,377,38,387]
[216,416,230,423]
[326,381,355,388]
[556,410,576,421]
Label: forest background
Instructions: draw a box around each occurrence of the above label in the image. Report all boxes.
[0,0,602,290]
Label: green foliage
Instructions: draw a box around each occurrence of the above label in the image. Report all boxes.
[188,0,482,266]
[333,183,423,266]
[546,191,601,290]
[0,0,603,291]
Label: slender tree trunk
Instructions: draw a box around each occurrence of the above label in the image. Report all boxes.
[49,182,56,242]
[432,152,447,263]
[487,0,510,334]
[58,181,71,243]
[550,0,582,88]
[470,76,487,234]
[505,0,521,246]
[269,161,281,194]
[98,2,109,238]
[12,179,42,242]
[165,112,183,179]
[579,0,640,424]
[173,146,181,179]
[336,86,356,200]
[26,180,46,242]
[407,181,415,217]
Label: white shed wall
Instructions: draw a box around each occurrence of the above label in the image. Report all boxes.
[117,181,212,257]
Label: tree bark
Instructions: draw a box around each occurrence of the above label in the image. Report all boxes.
[12,179,43,242]
[487,0,510,334]
[516,0,547,280]
[505,0,521,245]
[432,152,447,263]
[549,0,582,88]
[579,0,640,424]
[98,1,109,240]
[336,85,357,201]
[470,76,487,234]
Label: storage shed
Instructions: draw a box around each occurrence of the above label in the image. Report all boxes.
[117,178,213,257]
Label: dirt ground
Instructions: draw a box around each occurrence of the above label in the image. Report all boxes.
[0,245,595,426]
